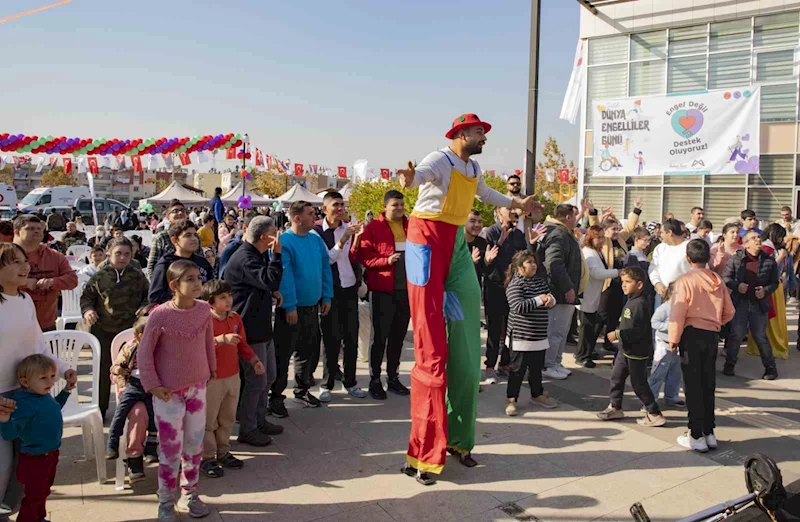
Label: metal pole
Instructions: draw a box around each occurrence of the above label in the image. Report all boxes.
[524,0,541,197]
[242,134,248,199]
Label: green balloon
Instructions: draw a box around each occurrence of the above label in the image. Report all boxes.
[36,138,45,146]
[137,144,144,151]
[45,135,53,142]
[234,133,241,140]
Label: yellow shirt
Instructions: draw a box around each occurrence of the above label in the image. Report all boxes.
[387,219,406,242]
[198,226,215,248]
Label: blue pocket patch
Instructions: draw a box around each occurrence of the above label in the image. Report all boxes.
[405,241,431,286]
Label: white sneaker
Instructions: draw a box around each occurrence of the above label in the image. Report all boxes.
[677,431,709,453]
[555,363,571,376]
[542,367,567,380]
[346,386,368,399]
[705,432,718,449]
[318,388,332,403]
[484,368,497,384]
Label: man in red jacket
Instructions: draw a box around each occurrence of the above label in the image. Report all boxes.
[356,190,411,400]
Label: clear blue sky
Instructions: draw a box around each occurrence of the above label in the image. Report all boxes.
[1,0,580,175]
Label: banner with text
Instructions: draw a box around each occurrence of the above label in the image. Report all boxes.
[592,86,760,177]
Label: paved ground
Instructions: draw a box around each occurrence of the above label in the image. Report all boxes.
[34,307,800,522]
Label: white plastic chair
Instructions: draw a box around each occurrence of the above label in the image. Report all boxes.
[44,331,108,484]
[66,244,92,259]
[110,328,140,490]
[56,274,91,330]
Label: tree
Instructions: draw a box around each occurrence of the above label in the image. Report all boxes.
[251,170,288,198]
[536,137,577,205]
[39,166,76,187]
[0,166,12,185]
[153,179,170,193]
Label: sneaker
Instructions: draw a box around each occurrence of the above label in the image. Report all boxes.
[580,359,596,368]
[637,412,666,427]
[369,379,387,400]
[505,397,518,417]
[0,503,11,516]
[127,456,146,484]
[532,392,558,409]
[555,363,572,376]
[217,452,244,469]
[704,432,718,450]
[200,459,224,478]
[542,367,567,380]
[677,431,709,453]
[177,494,210,518]
[401,462,435,486]
[763,369,778,380]
[723,365,735,377]
[258,421,284,435]
[346,386,368,398]
[237,429,273,447]
[269,401,289,418]
[664,399,686,408]
[105,445,119,460]
[295,390,322,408]
[484,368,497,384]
[158,502,178,522]
[387,377,410,396]
[318,388,333,403]
[597,405,624,421]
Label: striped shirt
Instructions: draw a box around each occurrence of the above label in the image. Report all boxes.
[505,275,551,351]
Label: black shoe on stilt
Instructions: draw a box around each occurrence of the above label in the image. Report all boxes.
[401,462,436,486]
[447,448,478,467]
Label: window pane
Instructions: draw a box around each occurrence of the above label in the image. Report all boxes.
[625,186,661,223]
[587,64,628,128]
[704,188,745,226]
[706,174,744,186]
[665,174,702,185]
[630,60,665,96]
[754,12,799,49]
[749,154,794,185]
[589,35,629,65]
[710,19,752,52]
[761,84,797,122]
[708,51,751,89]
[669,25,708,57]
[584,186,623,213]
[626,175,662,185]
[631,31,666,60]
[664,187,702,221]
[668,55,707,93]
[583,158,623,185]
[747,188,793,224]
[756,50,795,82]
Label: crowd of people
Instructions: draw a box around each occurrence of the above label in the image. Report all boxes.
[0,172,797,518]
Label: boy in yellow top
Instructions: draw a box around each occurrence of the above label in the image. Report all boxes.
[396,114,541,485]
[198,214,217,249]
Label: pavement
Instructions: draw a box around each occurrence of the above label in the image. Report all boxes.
[33,307,800,522]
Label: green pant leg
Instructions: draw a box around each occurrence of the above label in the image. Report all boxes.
[444,226,483,453]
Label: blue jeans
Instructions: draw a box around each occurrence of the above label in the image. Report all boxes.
[724,300,776,371]
[107,377,156,450]
[649,350,682,403]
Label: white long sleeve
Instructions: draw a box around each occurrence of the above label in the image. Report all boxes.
[649,242,691,288]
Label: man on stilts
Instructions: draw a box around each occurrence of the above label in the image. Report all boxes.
[397,114,542,485]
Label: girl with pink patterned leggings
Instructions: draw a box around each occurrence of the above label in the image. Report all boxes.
[138,260,216,522]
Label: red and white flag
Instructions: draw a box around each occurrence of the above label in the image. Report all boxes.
[560,39,585,125]
[558,168,571,183]
[88,157,99,175]
[179,152,191,166]
[487,169,496,176]
[131,155,143,173]
[294,163,304,177]
[225,148,236,160]
[265,154,272,169]
[309,164,318,174]
[49,157,58,167]
[337,166,347,178]
[255,148,264,167]
[380,168,390,180]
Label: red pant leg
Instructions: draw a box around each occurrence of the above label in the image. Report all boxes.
[405,217,457,474]
[16,450,59,522]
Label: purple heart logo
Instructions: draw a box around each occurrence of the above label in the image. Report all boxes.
[741,134,750,141]
[735,155,759,174]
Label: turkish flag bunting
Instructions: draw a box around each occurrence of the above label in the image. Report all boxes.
[558,168,570,183]
[225,148,236,160]
[179,152,192,166]
[255,148,263,167]
[294,163,304,177]
[380,168,390,180]
[337,166,347,178]
[131,155,143,172]
[265,155,272,169]
[88,157,99,175]
[62,158,72,173]
[49,157,58,167]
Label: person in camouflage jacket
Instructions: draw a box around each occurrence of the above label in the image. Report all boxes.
[80,237,149,418]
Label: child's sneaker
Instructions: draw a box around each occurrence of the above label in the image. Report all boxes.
[532,392,558,409]
[505,398,518,416]
[158,502,178,522]
[677,431,709,453]
[200,459,224,478]
[128,456,146,483]
[484,368,497,385]
[597,405,624,421]
[105,446,119,460]
[217,452,244,469]
[542,367,567,380]
[636,412,666,427]
[177,493,210,518]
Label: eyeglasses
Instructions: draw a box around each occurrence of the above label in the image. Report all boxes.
[169,208,185,215]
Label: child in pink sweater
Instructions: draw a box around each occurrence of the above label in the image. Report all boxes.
[138,260,216,522]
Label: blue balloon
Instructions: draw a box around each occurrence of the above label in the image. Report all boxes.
[100,151,107,156]
[46,148,53,154]
[7,136,16,143]
[59,143,67,150]
[16,134,23,140]
[112,144,120,151]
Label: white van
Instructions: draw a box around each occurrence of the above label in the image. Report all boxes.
[0,184,17,209]
[18,186,91,213]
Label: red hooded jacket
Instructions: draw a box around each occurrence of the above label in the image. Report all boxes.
[356,213,408,294]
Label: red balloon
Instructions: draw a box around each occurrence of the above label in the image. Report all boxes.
[237,152,244,159]
[234,140,242,147]
[245,153,252,159]
[29,135,37,141]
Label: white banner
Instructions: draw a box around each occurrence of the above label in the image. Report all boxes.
[592,86,760,177]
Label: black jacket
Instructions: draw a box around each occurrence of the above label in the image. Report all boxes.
[723,249,779,314]
[148,253,214,304]
[617,293,653,359]
[484,224,533,286]
[224,242,283,343]
[540,219,582,304]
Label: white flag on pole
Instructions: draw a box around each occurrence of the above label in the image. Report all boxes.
[198,151,209,164]
[35,157,45,173]
[353,159,370,182]
[560,39,585,125]
[77,157,87,174]
[0,156,6,169]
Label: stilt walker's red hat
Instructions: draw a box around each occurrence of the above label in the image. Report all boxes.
[445,114,492,139]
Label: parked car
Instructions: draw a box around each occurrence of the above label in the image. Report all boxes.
[74,197,131,226]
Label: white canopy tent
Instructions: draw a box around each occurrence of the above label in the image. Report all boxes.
[221,182,272,207]
[139,180,208,206]
[274,184,323,205]
[339,183,353,201]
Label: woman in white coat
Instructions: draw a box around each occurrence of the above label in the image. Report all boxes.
[574,226,619,368]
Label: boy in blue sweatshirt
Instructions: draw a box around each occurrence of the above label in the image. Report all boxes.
[271,201,333,414]
[0,354,74,522]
